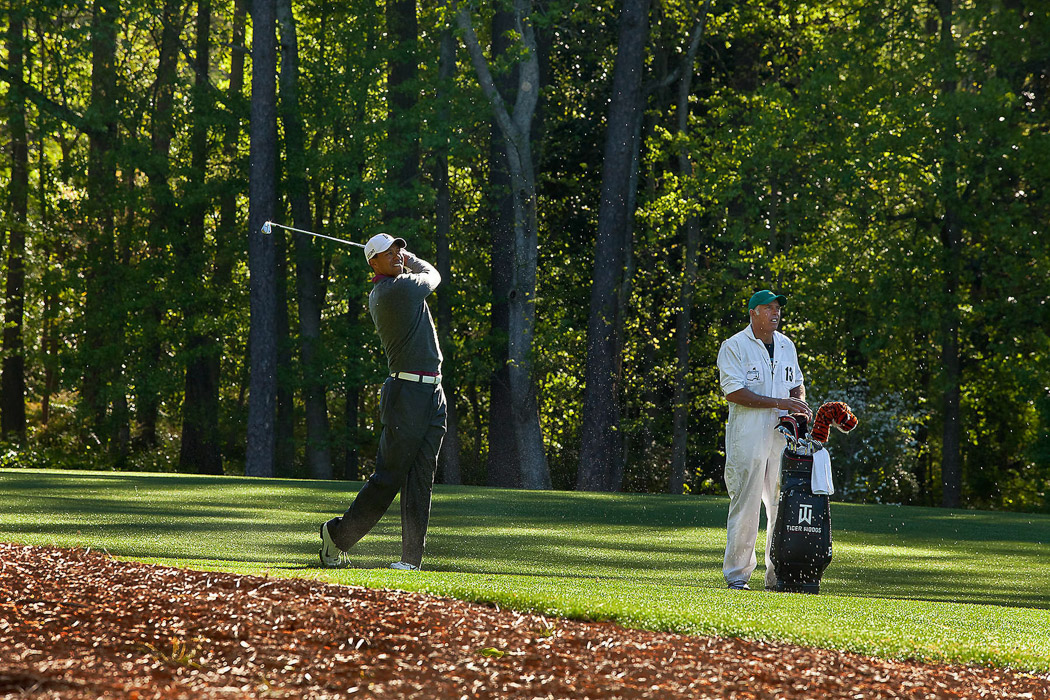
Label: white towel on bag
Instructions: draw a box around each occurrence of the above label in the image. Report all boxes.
[811,448,834,495]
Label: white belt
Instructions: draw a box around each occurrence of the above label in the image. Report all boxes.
[391,372,441,385]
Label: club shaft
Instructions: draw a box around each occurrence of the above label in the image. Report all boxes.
[265,221,364,248]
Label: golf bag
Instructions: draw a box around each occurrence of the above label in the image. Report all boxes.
[769,416,833,594]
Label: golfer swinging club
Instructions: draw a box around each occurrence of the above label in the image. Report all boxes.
[319,233,447,570]
[717,290,811,590]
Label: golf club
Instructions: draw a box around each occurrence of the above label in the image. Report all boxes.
[261,221,365,248]
[775,424,800,452]
[776,415,801,452]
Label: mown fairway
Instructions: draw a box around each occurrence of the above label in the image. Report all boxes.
[2,468,1048,672]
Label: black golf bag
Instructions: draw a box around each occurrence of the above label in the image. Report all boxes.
[769,416,833,594]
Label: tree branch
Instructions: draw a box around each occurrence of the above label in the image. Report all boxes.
[176,37,238,111]
[509,0,540,134]
[0,65,103,138]
[676,0,712,171]
[453,0,532,151]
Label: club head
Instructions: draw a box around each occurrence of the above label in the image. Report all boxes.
[775,425,801,453]
[261,221,272,235]
[776,415,799,442]
[792,414,809,439]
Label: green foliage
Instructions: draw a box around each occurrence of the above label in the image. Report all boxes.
[805,382,927,505]
[0,0,1047,510]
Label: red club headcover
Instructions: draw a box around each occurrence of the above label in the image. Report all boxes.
[811,401,858,442]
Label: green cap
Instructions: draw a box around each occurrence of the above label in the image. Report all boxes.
[748,290,787,311]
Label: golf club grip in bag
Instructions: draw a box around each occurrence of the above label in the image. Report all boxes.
[770,451,832,594]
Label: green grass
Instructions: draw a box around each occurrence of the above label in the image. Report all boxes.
[2,468,1049,672]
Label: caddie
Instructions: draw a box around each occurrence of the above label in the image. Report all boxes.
[716,290,811,590]
[319,233,447,571]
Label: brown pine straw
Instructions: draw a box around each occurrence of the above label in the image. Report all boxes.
[1,542,1046,699]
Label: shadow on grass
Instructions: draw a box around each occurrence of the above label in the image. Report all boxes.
[2,469,1048,610]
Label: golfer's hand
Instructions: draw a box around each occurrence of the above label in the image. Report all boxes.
[781,397,811,419]
[400,250,421,273]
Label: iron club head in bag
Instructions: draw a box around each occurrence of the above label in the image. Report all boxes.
[776,415,802,452]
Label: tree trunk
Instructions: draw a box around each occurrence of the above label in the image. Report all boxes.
[578,0,650,492]
[505,155,549,489]
[435,17,462,485]
[137,0,185,450]
[344,160,368,482]
[38,103,57,427]
[278,0,332,480]
[41,290,58,426]
[915,350,932,505]
[457,0,550,490]
[485,6,518,487]
[274,222,295,476]
[386,0,419,224]
[936,0,963,508]
[668,215,700,494]
[669,1,711,495]
[246,0,280,478]
[344,385,360,480]
[457,1,550,490]
[2,3,29,441]
[183,0,247,474]
[110,180,134,465]
[179,0,225,475]
[82,0,120,448]
[611,104,645,490]
[940,247,962,508]
[940,216,963,508]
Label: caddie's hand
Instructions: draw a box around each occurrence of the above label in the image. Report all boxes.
[781,397,811,419]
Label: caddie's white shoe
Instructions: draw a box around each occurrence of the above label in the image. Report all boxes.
[389,561,419,571]
[319,522,346,568]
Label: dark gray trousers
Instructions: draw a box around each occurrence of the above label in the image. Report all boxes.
[328,377,446,567]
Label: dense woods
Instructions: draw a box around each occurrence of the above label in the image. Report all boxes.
[0,0,1047,511]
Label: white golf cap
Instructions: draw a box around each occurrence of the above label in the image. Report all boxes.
[364,233,406,261]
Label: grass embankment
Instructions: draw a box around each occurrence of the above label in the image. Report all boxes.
[2,468,1048,672]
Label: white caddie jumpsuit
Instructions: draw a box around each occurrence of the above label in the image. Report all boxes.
[717,324,804,588]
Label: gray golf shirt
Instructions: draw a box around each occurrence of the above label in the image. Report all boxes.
[368,252,443,375]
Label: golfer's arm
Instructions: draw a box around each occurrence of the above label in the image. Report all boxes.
[725,387,793,411]
[401,251,441,289]
[790,384,806,401]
